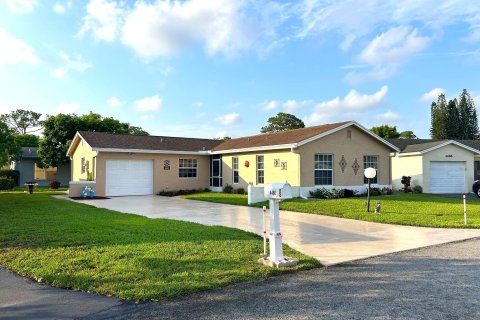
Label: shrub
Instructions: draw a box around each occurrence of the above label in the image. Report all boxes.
[0,177,15,190]
[0,170,19,186]
[380,187,393,195]
[223,184,234,194]
[334,188,356,198]
[413,185,423,194]
[309,188,337,199]
[48,180,61,189]
[401,176,412,193]
[369,187,381,196]
[157,189,204,197]
[235,187,246,195]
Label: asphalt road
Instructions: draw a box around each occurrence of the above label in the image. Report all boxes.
[2,238,480,320]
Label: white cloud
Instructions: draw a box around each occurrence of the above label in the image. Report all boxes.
[346,26,430,82]
[55,102,80,115]
[106,96,123,107]
[134,94,163,112]
[77,0,125,42]
[215,112,241,125]
[376,111,401,122]
[283,99,313,112]
[51,51,91,78]
[216,130,228,139]
[261,100,278,111]
[420,88,445,102]
[192,101,204,107]
[121,0,257,59]
[160,66,175,76]
[5,0,37,13]
[305,86,388,125]
[0,28,38,67]
[53,1,72,14]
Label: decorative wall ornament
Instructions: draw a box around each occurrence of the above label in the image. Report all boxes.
[339,155,347,173]
[274,159,280,167]
[281,162,287,170]
[352,158,360,175]
[163,160,170,170]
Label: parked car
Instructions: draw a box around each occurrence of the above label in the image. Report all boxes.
[473,180,480,197]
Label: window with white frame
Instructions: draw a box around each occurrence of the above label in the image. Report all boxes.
[81,157,86,174]
[256,155,264,184]
[363,155,378,184]
[232,157,239,184]
[314,154,333,185]
[179,159,198,178]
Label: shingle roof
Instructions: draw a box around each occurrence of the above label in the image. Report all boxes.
[388,138,480,153]
[212,121,351,151]
[78,131,223,152]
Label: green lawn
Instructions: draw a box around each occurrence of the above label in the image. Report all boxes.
[181,193,480,228]
[0,194,319,301]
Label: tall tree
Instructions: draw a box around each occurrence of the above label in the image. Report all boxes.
[38,112,149,168]
[458,89,478,139]
[0,109,42,134]
[445,99,461,139]
[370,125,400,138]
[430,94,448,139]
[260,112,305,133]
[0,121,20,166]
[14,134,40,147]
[399,131,417,139]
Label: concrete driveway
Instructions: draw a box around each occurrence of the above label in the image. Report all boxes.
[74,195,480,266]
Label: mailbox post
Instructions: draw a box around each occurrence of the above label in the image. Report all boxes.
[258,182,299,268]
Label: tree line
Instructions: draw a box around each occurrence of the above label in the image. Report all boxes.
[0,110,149,168]
[430,89,478,139]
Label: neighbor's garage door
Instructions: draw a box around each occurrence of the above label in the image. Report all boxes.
[106,160,153,196]
[430,162,465,194]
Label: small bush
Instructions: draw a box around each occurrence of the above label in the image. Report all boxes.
[223,184,234,194]
[369,187,381,196]
[413,185,423,194]
[380,187,393,195]
[157,189,204,197]
[49,180,61,189]
[235,187,246,195]
[310,188,337,199]
[0,170,19,186]
[0,177,15,190]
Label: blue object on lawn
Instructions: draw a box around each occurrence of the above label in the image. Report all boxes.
[81,186,87,198]
[89,186,95,199]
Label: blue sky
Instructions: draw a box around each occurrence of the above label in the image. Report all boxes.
[1,0,479,139]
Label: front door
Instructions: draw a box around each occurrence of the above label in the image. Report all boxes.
[210,155,222,190]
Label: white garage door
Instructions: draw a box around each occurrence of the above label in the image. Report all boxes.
[106,160,154,197]
[430,162,465,194]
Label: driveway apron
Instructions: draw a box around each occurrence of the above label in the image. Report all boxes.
[70,195,480,266]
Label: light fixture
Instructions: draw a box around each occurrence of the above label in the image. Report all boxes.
[364,167,377,212]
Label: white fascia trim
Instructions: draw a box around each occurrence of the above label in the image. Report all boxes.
[296,121,401,152]
[210,143,297,155]
[419,140,480,155]
[397,152,422,157]
[66,132,94,157]
[93,148,210,155]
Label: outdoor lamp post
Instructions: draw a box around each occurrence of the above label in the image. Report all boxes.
[364,167,377,212]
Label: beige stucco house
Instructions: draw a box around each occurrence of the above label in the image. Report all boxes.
[388,139,480,194]
[66,121,399,198]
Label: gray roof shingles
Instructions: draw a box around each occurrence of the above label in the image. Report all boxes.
[387,138,480,153]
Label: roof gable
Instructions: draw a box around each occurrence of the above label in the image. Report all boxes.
[388,138,480,155]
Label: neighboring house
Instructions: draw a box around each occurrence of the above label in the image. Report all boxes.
[388,139,480,194]
[67,121,398,198]
[11,147,70,187]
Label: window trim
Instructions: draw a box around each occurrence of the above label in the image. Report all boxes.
[363,155,379,184]
[256,155,264,185]
[179,158,198,179]
[314,153,333,186]
[232,157,239,184]
[81,157,86,174]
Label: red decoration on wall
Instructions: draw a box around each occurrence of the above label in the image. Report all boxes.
[244,160,250,168]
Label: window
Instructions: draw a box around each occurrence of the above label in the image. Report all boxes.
[179,159,197,178]
[34,163,57,180]
[210,155,222,187]
[363,155,378,184]
[475,161,480,181]
[314,154,333,185]
[256,155,264,184]
[232,157,239,184]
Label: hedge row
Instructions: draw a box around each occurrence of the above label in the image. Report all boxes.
[0,170,19,186]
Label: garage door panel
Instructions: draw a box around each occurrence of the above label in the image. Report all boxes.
[106,160,153,197]
[430,162,465,194]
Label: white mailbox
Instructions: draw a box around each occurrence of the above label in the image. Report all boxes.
[264,182,293,200]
